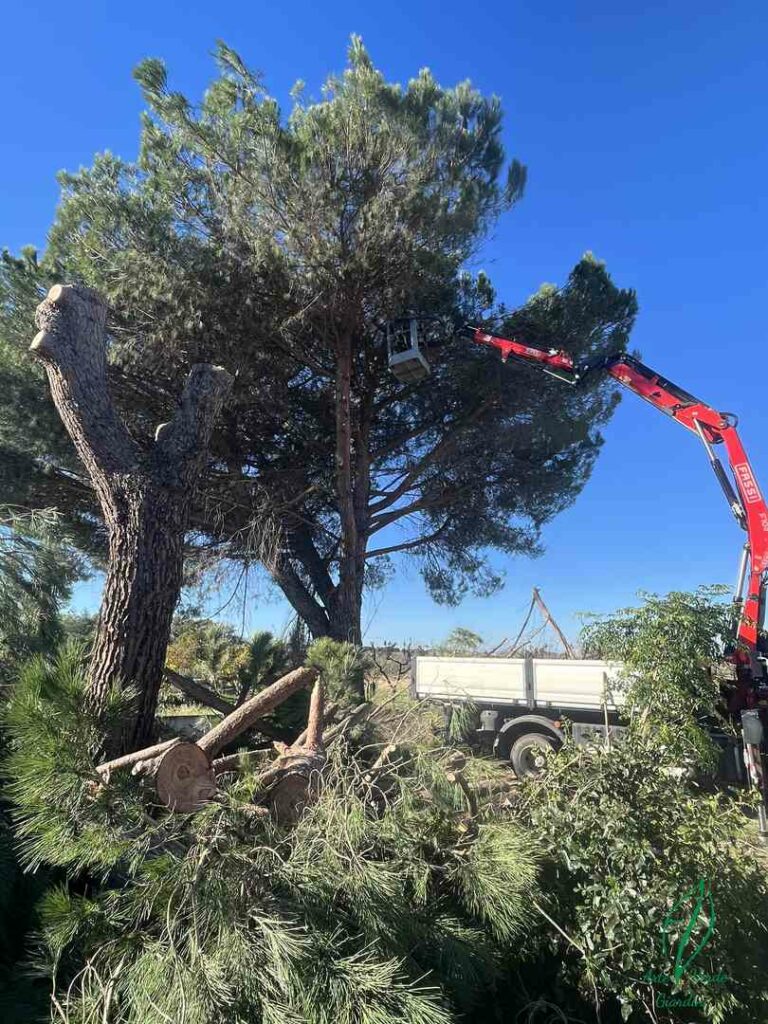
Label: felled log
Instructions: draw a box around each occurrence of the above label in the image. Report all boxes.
[154,742,218,812]
[291,700,339,750]
[164,668,235,716]
[94,666,318,813]
[197,666,318,759]
[164,668,295,744]
[96,738,180,779]
[254,677,327,824]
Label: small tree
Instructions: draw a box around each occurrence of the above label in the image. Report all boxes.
[166,619,250,699]
[439,626,484,656]
[581,586,733,764]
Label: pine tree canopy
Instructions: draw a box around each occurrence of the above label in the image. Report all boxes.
[0,38,637,640]
[0,508,83,683]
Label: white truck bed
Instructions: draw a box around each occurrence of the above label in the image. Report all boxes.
[412,655,623,710]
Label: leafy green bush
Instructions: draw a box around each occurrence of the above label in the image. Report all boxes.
[517,730,768,1022]
[4,646,541,1023]
[581,587,734,767]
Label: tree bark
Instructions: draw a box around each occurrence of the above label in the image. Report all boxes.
[331,333,362,643]
[31,284,232,752]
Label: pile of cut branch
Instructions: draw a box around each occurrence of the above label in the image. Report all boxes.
[95,666,373,822]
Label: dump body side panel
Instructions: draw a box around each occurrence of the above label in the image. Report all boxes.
[532,659,624,709]
[413,656,622,711]
[412,656,527,704]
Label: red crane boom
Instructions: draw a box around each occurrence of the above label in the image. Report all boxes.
[470,328,768,693]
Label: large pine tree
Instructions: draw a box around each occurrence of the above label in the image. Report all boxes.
[0,39,637,643]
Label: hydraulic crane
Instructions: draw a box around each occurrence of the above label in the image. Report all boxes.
[466,326,768,821]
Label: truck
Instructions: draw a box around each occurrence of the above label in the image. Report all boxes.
[411,654,745,782]
[412,654,623,777]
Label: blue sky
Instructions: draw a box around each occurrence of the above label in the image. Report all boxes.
[2,0,767,648]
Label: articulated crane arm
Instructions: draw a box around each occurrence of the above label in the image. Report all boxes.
[469,328,768,695]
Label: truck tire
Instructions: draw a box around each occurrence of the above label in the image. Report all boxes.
[510,732,558,778]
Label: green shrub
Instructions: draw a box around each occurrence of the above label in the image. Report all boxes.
[306,636,370,703]
[517,730,768,1022]
[581,587,733,768]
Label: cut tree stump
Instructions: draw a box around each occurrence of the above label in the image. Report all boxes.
[155,742,217,812]
[254,677,327,823]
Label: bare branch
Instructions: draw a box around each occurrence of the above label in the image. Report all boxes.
[365,519,452,559]
[164,668,235,716]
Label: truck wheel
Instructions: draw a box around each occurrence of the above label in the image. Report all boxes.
[510,733,558,778]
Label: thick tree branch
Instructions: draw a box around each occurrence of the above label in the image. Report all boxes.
[365,519,452,559]
[153,363,233,487]
[303,677,325,751]
[31,285,139,482]
[96,738,180,778]
[164,667,235,716]
[368,398,494,516]
[369,487,469,534]
[272,554,330,636]
[285,523,337,606]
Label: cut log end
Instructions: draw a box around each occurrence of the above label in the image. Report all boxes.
[47,282,105,311]
[155,741,217,813]
[255,750,326,824]
[30,330,54,357]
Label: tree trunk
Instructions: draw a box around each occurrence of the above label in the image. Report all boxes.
[31,284,231,753]
[327,587,364,645]
[328,328,370,647]
[89,481,187,749]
